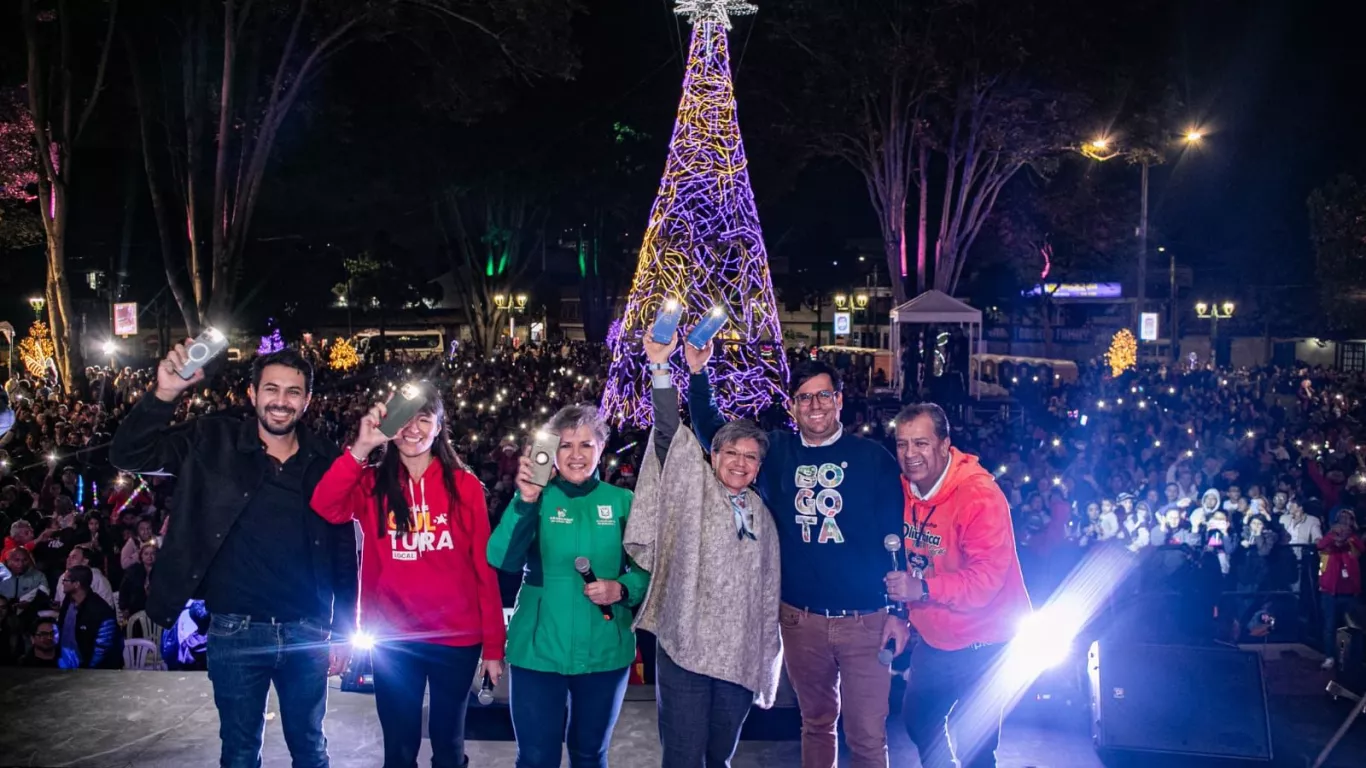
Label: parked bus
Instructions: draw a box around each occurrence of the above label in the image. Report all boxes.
[352,329,446,360]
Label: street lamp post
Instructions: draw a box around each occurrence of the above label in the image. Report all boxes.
[833,292,870,345]
[1080,130,1203,342]
[1195,300,1235,367]
[1161,246,1178,362]
[494,293,529,345]
[28,296,46,319]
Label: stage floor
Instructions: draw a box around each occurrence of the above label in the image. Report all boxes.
[0,646,1361,767]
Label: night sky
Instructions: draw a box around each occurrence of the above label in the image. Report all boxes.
[1,0,1363,318]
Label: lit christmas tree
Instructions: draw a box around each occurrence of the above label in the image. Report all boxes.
[1107,329,1137,377]
[600,0,787,427]
[329,337,360,372]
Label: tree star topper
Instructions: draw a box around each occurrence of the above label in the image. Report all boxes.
[675,0,758,30]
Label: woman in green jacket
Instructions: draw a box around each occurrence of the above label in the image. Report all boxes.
[487,403,649,768]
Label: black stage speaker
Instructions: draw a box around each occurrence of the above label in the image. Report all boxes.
[1088,641,1272,762]
[1336,626,1366,694]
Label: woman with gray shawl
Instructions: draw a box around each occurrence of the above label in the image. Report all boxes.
[624,325,782,768]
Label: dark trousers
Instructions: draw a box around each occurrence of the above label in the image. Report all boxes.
[903,642,1003,768]
[372,641,482,768]
[1322,593,1360,657]
[509,664,630,768]
[655,645,755,767]
[206,614,331,768]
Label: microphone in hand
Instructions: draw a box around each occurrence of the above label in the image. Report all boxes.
[880,533,905,666]
[574,557,615,621]
[884,534,903,572]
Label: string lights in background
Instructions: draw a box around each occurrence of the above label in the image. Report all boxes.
[601,0,788,426]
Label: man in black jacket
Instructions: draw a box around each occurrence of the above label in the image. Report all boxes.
[56,565,121,669]
[110,347,358,768]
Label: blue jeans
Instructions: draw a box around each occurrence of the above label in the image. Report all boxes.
[903,642,1003,768]
[509,664,630,768]
[207,614,331,768]
[656,646,754,768]
[372,641,481,768]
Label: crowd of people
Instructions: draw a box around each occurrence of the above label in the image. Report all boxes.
[953,361,1365,658]
[0,335,1362,766]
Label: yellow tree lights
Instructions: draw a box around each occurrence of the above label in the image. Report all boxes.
[1107,329,1137,377]
[17,320,55,377]
[328,337,360,372]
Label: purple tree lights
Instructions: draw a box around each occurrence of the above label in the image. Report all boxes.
[600,1,787,427]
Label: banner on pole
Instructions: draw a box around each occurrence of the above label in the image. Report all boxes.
[114,303,139,337]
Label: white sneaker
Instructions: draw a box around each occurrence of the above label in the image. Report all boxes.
[1321,658,1335,670]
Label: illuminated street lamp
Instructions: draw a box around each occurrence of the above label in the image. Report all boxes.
[28,296,46,317]
[1076,128,1208,349]
[494,293,529,344]
[1195,300,1235,367]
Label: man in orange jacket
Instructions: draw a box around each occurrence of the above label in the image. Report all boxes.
[885,403,1031,768]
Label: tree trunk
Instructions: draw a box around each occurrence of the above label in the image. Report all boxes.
[915,141,929,296]
[127,31,199,334]
[43,229,80,390]
[881,190,909,306]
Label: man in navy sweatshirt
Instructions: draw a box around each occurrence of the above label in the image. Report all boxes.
[689,347,907,768]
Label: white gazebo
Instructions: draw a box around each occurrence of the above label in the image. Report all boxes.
[889,290,983,397]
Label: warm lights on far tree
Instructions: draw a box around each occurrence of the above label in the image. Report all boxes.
[1107,328,1137,377]
[329,337,360,372]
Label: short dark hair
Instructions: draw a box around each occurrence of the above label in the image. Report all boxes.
[711,420,771,460]
[894,402,951,441]
[251,348,313,393]
[69,545,92,564]
[32,618,56,636]
[788,361,842,396]
[66,565,93,590]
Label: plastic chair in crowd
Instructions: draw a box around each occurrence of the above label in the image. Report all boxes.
[122,638,166,671]
[126,610,167,647]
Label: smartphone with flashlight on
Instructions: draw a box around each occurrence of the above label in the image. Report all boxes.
[685,306,727,349]
[528,430,561,487]
[651,300,684,345]
[379,383,428,438]
[177,327,228,380]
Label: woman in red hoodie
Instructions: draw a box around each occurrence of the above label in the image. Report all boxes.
[312,384,505,768]
[1316,509,1363,671]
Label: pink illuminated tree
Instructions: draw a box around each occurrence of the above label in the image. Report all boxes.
[0,87,43,250]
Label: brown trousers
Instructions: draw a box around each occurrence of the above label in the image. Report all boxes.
[779,603,891,768]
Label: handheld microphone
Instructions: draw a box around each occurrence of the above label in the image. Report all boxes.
[880,534,905,666]
[884,534,903,571]
[477,672,494,706]
[574,557,614,621]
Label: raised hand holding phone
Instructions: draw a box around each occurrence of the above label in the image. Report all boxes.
[154,339,207,402]
[683,330,715,373]
[643,320,680,364]
[350,400,392,461]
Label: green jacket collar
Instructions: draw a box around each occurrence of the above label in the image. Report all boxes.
[551,474,600,498]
